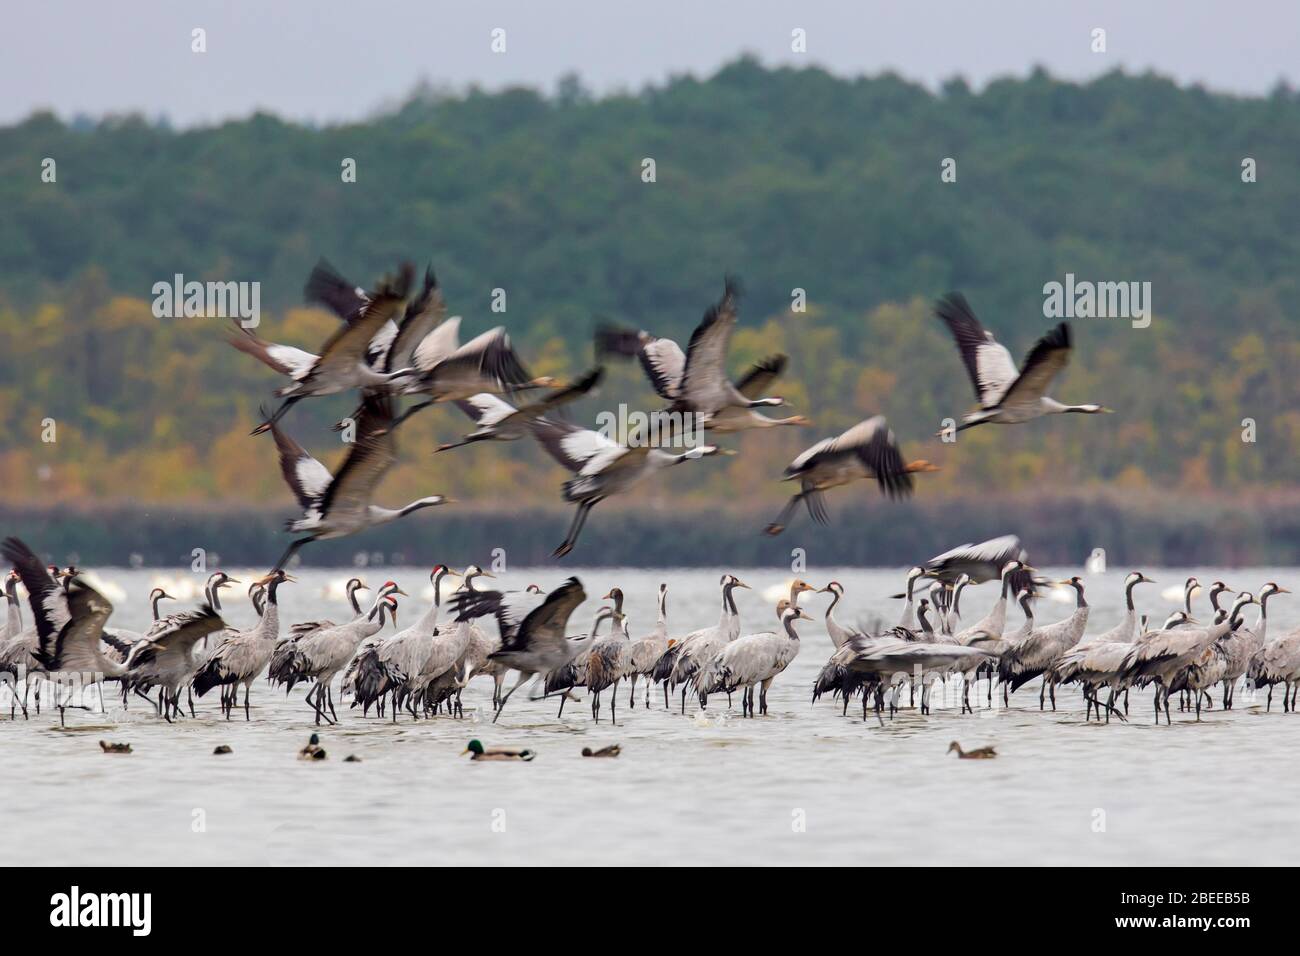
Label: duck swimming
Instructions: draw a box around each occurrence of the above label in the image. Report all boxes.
[581,744,621,758]
[947,741,996,759]
[99,740,132,754]
[463,739,535,761]
[299,733,326,760]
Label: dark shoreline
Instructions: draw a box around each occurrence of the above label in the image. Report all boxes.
[5,493,1297,569]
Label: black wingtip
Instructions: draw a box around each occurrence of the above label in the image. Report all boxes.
[593,322,642,359]
[935,291,977,323]
[375,261,415,301]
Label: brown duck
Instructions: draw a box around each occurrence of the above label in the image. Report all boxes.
[948,741,996,759]
[581,744,621,758]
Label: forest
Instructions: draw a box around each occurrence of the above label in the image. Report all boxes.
[1,59,1297,565]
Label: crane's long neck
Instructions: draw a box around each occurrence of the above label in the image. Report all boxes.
[206,581,223,612]
[579,612,609,655]
[4,581,21,635]
[258,580,283,641]
[720,582,739,629]
[151,591,165,620]
[655,588,668,637]
[824,589,850,649]
[359,606,389,643]
[419,572,450,630]
[918,607,933,637]
[1249,593,1272,639]
[783,614,803,641]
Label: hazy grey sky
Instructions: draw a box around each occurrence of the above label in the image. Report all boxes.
[4,0,1296,126]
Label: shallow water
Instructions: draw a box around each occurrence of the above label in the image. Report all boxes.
[3,566,1298,866]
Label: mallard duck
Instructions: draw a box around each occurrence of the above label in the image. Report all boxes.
[581,744,622,758]
[213,744,233,755]
[948,741,996,759]
[343,754,362,763]
[299,733,327,760]
[463,739,534,761]
[99,740,132,754]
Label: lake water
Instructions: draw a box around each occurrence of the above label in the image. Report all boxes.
[3,566,1298,866]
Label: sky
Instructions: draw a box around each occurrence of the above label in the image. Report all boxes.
[4,0,1298,126]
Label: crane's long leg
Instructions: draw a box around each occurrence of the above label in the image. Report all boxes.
[244,685,251,721]
[327,685,338,723]
[307,685,324,725]
[493,671,532,724]
[273,537,315,574]
[762,494,804,536]
[390,399,434,432]
[553,499,598,559]
[250,395,304,435]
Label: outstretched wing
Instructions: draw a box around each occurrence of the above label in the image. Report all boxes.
[316,393,398,523]
[788,416,913,499]
[2,537,68,644]
[924,535,1025,584]
[594,323,685,401]
[384,265,446,372]
[307,266,413,380]
[420,327,534,395]
[449,587,547,646]
[513,368,603,420]
[529,418,622,474]
[496,578,587,657]
[270,421,334,513]
[129,605,226,672]
[734,354,787,400]
[227,325,318,380]
[935,293,1018,409]
[3,538,114,674]
[679,277,741,406]
[999,322,1072,412]
[304,258,370,324]
[455,392,518,427]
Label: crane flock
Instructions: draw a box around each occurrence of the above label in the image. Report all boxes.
[0,259,1287,738]
[223,259,1110,560]
[2,531,1295,730]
